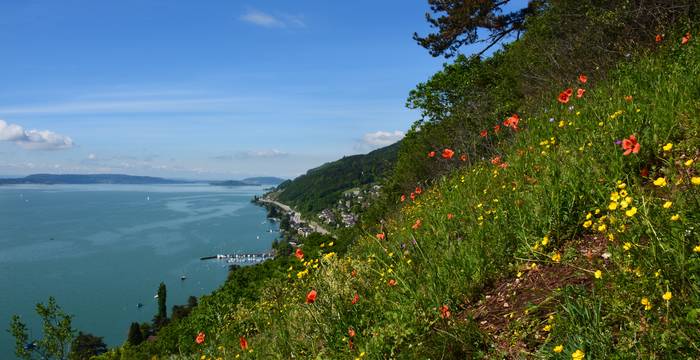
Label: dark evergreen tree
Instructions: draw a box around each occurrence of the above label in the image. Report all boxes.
[153,282,168,328]
[413,0,545,57]
[127,322,143,346]
[69,332,107,359]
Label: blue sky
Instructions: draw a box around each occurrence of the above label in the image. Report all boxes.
[0,1,523,179]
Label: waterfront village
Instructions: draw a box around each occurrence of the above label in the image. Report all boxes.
[259,183,382,240]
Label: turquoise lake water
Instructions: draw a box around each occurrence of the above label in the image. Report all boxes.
[0,184,277,359]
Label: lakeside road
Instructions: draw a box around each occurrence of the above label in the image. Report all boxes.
[257,198,331,235]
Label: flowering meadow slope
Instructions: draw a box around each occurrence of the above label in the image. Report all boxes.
[101,32,699,360]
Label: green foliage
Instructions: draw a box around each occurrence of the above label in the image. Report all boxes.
[383,0,700,206]
[69,332,107,360]
[276,142,399,215]
[9,297,75,360]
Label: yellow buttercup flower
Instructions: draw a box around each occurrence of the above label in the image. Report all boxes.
[684,159,694,167]
[692,177,700,185]
[663,201,672,209]
[608,202,618,210]
[623,242,632,251]
[641,297,652,310]
[543,324,552,332]
[625,207,637,217]
[542,236,550,246]
[610,192,620,201]
[693,245,700,253]
[670,214,680,221]
[653,177,667,187]
[551,252,561,263]
[594,270,603,279]
[597,224,607,232]
[572,349,585,360]
[662,143,673,151]
[662,291,672,301]
[583,220,592,228]
[553,345,564,353]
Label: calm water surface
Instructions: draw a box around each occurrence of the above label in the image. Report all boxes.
[0,184,277,359]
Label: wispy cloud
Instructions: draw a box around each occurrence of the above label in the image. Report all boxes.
[0,119,74,150]
[240,9,305,28]
[357,130,404,150]
[237,149,289,159]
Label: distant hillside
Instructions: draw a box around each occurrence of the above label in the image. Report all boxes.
[210,177,287,187]
[275,142,399,214]
[209,180,251,186]
[242,177,287,186]
[0,174,190,185]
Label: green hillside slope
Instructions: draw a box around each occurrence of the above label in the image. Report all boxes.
[274,142,400,214]
[97,28,700,360]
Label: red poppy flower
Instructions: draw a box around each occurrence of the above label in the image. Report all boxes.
[410,192,415,201]
[447,213,454,220]
[494,124,501,134]
[387,279,397,287]
[655,34,663,43]
[352,293,359,305]
[682,32,691,45]
[557,91,571,104]
[351,269,357,277]
[640,167,649,177]
[195,332,205,344]
[480,130,488,137]
[376,233,385,240]
[239,336,248,350]
[624,95,633,102]
[490,156,502,166]
[348,327,356,338]
[578,74,588,84]
[499,162,509,169]
[400,194,406,202]
[439,305,451,319]
[564,88,573,96]
[503,114,520,130]
[306,289,317,304]
[412,219,422,230]
[415,187,422,194]
[460,154,468,162]
[428,151,436,158]
[622,135,640,155]
[294,248,304,260]
[576,88,585,98]
[348,339,353,350]
[442,148,455,159]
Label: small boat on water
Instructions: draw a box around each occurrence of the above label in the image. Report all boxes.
[180,275,187,281]
[137,303,143,308]
[154,294,159,299]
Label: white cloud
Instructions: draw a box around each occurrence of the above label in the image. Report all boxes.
[237,149,289,159]
[362,130,404,147]
[0,119,74,150]
[240,9,305,28]
[87,153,97,160]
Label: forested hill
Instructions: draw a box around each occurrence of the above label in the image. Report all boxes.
[274,142,400,214]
